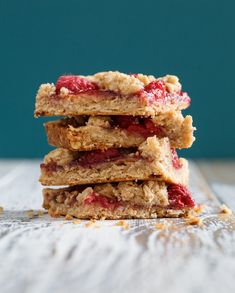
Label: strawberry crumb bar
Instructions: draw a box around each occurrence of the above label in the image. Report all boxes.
[40,136,189,186]
[43,181,196,219]
[45,112,195,151]
[34,71,191,117]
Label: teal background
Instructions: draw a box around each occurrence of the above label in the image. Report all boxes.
[0,0,234,158]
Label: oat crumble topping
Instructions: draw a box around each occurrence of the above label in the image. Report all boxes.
[36,71,183,98]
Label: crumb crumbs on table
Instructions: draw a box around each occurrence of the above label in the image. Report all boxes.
[72,219,82,225]
[155,222,168,230]
[219,204,232,215]
[186,216,203,226]
[194,204,206,215]
[115,220,130,230]
[85,220,97,228]
[25,209,35,218]
[37,210,45,217]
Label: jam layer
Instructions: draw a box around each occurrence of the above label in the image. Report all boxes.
[84,184,194,210]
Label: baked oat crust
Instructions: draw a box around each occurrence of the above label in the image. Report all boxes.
[43,182,195,220]
[34,71,190,117]
[40,136,189,186]
[45,112,195,151]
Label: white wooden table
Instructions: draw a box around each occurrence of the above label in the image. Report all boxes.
[0,160,235,293]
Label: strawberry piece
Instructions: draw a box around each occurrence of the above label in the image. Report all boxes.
[144,119,165,137]
[84,192,120,209]
[167,184,195,209]
[56,75,99,94]
[171,148,182,169]
[112,116,165,138]
[143,80,167,101]
[77,148,122,167]
[113,116,139,129]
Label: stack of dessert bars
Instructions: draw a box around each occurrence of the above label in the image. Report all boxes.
[34,71,196,219]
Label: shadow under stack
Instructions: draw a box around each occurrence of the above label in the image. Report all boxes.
[34,71,196,219]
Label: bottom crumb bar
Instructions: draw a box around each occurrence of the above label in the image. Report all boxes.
[43,181,196,220]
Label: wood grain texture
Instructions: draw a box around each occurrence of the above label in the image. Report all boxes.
[0,160,234,293]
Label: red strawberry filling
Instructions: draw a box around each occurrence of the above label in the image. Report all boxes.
[71,148,139,168]
[138,79,190,105]
[171,148,182,169]
[84,192,121,209]
[131,74,191,104]
[55,75,190,107]
[76,148,123,167]
[56,75,99,94]
[111,116,165,138]
[83,184,195,210]
[167,184,195,209]
[141,80,167,101]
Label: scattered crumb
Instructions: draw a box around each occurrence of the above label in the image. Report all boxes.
[219,204,232,215]
[85,220,96,228]
[37,210,45,217]
[194,204,206,215]
[115,220,130,230]
[25,209,35,218]
[65,214,73,220]
[155,222,168,230]
[25,209,46,218]
[72,219,82,225]
[186,216,203,226]
[0,206,3,214]
[169,225,179,231]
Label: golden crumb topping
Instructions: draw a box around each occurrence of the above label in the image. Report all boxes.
[37,83,56,98]
[43,148,75,165]
[162,75,182,93]
[88,71,182,96]
[88,71,144,95]
[139,136,167,160]
[87,116,111,128]
[36,71,182,98]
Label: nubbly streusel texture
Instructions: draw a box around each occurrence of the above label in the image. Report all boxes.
[34,71,190,117]
[35,70,197,220]
[40,136,189,186]
[43,181,195,220]
[45,112,195,151]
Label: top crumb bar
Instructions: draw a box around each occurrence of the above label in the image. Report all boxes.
[34,71,191,117]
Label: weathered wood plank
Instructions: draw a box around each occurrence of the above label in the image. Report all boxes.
[0,160,234,293]
[198,160,235,211]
